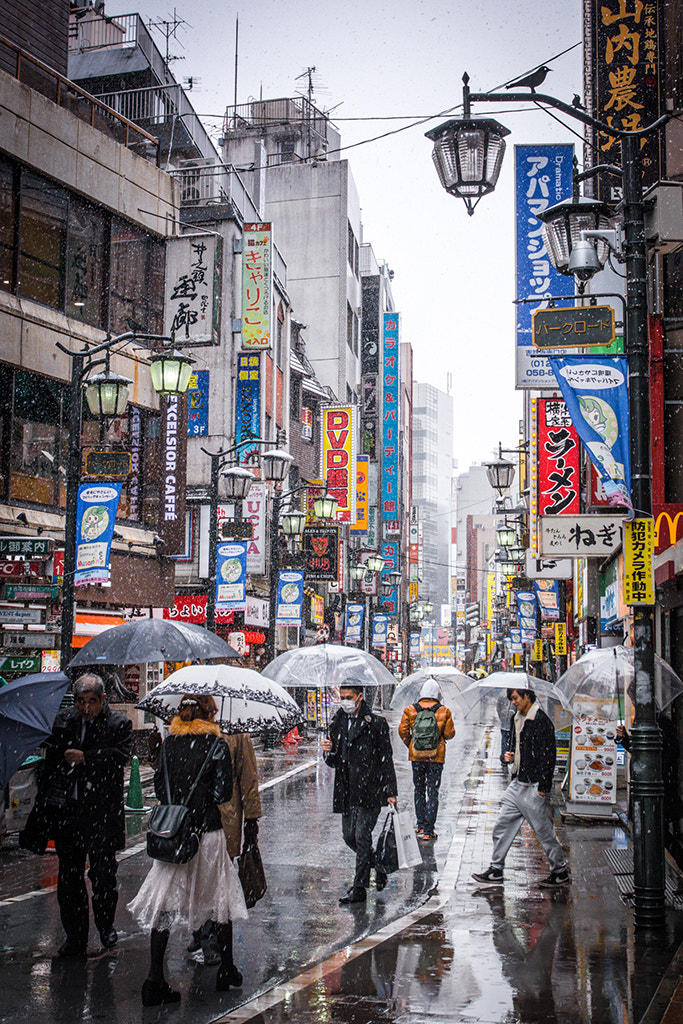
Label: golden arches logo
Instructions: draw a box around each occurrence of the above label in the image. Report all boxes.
[654,512,683,549]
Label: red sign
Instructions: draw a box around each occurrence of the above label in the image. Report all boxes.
[163,595,234,625]
[537,398,580,516]
[53,549,64,583]
[0,561,44,578]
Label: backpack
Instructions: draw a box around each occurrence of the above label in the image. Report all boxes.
[410,702,441,759]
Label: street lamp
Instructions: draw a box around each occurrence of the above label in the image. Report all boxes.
[427,71,670,930]
[366,552,385,574]
[313,492,339,520]
[496,523,517,549]
[148,349,195,396]
[58,332,192,669]
[485,454,516,497]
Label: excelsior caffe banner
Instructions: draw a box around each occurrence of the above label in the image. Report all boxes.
[321,405,357,523]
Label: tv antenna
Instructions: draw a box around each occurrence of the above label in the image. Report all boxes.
[147,8,191,73]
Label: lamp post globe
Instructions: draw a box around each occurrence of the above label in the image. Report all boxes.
[425,115,510,216]
[485,457,515,496]
[366,552,385,574]
[496,523,516,548]
[149,350,195,396]
[262,448,294,482]
[280,509,306,537]
[220,466,255,501]
[313,493,339,520]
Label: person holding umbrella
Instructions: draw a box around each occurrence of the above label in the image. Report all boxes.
[322,683,398,905]
[127,695,247,1006]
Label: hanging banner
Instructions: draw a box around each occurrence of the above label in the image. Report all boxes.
[555,621,567,656]
[534,579,560,620]
[350,456,369,535]
[537,398,580,516]
[548,356,632,513]
[215,541,247,610]
[302,526,339,582]
[242,223,272,349]
[516,589,537,643]
[510,627,523,654]
[623,518,655,605]
[321,406,357,523]
[409,632,421,659]
[75,483,123,586]
[381,312,400,519]
[165,234,222,346]
[345,602,365,643]
[158,392,188,554]
[275,569,304,626]
[187,370,210,436]
[515,144,574,388]
[372,614,388,648]
[235,353,261,463]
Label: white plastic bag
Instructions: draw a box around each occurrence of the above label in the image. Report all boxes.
[392,807,422,869]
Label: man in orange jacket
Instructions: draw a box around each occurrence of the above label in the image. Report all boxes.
[398,681,455,841]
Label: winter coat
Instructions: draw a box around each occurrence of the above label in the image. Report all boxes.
[324,701,398,813]
[21,703,132,853]
[509,703,556,793]
[398,699,455,763]
[218,733,262,858]
[157,718,232,833]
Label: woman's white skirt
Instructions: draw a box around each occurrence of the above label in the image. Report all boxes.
[127,828,248,931]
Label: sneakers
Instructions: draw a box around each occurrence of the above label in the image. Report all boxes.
[471,866,504,885]
[417,830,437,841]
[539,869,571,888]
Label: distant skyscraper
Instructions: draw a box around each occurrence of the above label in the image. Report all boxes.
[412,383,454,609]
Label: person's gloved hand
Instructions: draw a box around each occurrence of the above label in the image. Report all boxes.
[243,818,259,844]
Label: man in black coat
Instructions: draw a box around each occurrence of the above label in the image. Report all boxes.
[45,673,132,955]
[322,685,398,904]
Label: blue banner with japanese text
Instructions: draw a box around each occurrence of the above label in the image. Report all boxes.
[275,570,304,626]
[345,602,364,643]
[75,483,123,586]
[235,353,261,464]
[216,541,247,610]
[381,313,400,520]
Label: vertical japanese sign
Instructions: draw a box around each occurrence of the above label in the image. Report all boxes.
[515,145,574,388]
[345,602,364,643]
[362,378,378,458]
[275,569,304,626]
[379,540,399,616]
[350,456,369,535]
[516,589,537,643]
[555,621,567,656]
[549,356,632,512]
[187,370,209,436]
[535,579,560,620]
[241,223,272,349]
[623,518,655,604]
[537,398,580,516]
[235,353,261,464]
[409,633,421,660]
[165,234,221,346]
[158,393,188,554]
[216,541,247,611]
[593,0,663,196]
[321,406,357,523]
[75,484,123,586]
[128,406,142,521]
[381,312,400,519]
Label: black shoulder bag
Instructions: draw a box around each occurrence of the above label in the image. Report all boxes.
[147,737,221,864]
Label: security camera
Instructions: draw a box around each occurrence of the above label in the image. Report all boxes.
[16,512,29,525]
[567,239,602,283]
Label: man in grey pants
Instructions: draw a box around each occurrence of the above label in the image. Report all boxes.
[472,687,570,889]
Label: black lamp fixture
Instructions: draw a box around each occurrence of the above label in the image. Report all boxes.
[262,448,294,483]
[425,74,510,216]
[149,349,195,396]
[313,492,340,520]
[486,456,516,496]
[366,552,385,574]
[219,466,255,501]
[538,195,614,279]
[280,509,307,537]
[422,600,434,616]
[496,522,517,548]
[84,369,133,417]
[350,564,366,582]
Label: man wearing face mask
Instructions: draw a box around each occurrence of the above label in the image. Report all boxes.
[322,685,398,904]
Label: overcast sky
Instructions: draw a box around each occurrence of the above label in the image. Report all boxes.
[131,0,583,470]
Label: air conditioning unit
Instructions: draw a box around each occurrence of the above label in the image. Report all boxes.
[644,183,683,254]
[177,159,219,205]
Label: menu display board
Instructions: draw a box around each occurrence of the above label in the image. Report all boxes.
[569,716,618,804]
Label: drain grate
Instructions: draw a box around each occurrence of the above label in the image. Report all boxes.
[604,849,683,908]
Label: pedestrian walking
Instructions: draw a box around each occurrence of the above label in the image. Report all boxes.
[398,680,455,841]
[497,689,515,765]
[127,695,247,1006]
[20,673,132,956]
[472,687,570,888]
[322,684,398,904]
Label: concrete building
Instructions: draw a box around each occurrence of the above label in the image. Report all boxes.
[412,382,454,611]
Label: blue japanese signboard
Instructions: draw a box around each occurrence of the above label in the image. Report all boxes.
[372,614,388,648]
[75,483,123,586]
[515,144,574,388]
[187,370,209,436]
[381,313,400,520]
[235,353,261,464]
[516,589,537,643]
[345,602,364,643]
[275,570,304,626]
[216,541,247,610]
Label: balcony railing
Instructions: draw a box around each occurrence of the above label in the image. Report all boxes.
[0,34,159,163]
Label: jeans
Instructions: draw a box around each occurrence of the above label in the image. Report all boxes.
[411,761,443,833]
[341,805,381,889]
[490,779,566,874]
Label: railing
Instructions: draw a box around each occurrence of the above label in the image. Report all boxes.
[170,162,262,223]
[0,34,159,164]
[68,14,170,95]
[223,96,331,149]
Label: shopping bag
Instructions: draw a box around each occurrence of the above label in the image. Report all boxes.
[392,808,422,869]
[375,811,399,874]
[237,839,267,908]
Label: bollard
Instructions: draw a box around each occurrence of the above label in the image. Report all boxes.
[125,755,147,811]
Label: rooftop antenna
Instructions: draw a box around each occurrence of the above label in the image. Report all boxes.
[147,8,190,74]
[233,16,239,127]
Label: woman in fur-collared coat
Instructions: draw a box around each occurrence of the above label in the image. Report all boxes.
[127,696,247,1007]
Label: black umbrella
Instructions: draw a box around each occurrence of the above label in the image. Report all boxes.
[68,619,239,668]
[0,672,71,788]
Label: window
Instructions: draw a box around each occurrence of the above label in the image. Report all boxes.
[347,221,359,277]
[66,195,107,326]
[0,158,16,291]
[109,217,164,335]
[347,302,354,351]
[9,368,68,506]
[301,405,313,441]
[18,171,67,308]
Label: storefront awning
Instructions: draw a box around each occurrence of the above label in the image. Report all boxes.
[72,610,126,648]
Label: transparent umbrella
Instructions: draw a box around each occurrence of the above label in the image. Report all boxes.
[461,671,572,718]
[262,644,396,689]
[556,646,683,720]
[136,664,303,734]
[389,666,478,715]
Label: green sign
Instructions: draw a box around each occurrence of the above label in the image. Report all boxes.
[0,537,53,557]
[0,655,41,673]
[532,305,615,349]
[4,584,59,601]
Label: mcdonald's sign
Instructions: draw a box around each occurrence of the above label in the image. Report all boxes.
[654,511,683,553]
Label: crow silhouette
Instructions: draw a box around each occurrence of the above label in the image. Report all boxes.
[505,66,551,93]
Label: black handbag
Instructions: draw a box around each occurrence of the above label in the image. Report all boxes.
[237,839,267,907]
[146,737,220,864]
[374,811,399,874]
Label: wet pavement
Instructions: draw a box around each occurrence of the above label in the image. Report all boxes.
[1,709,683,1023]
